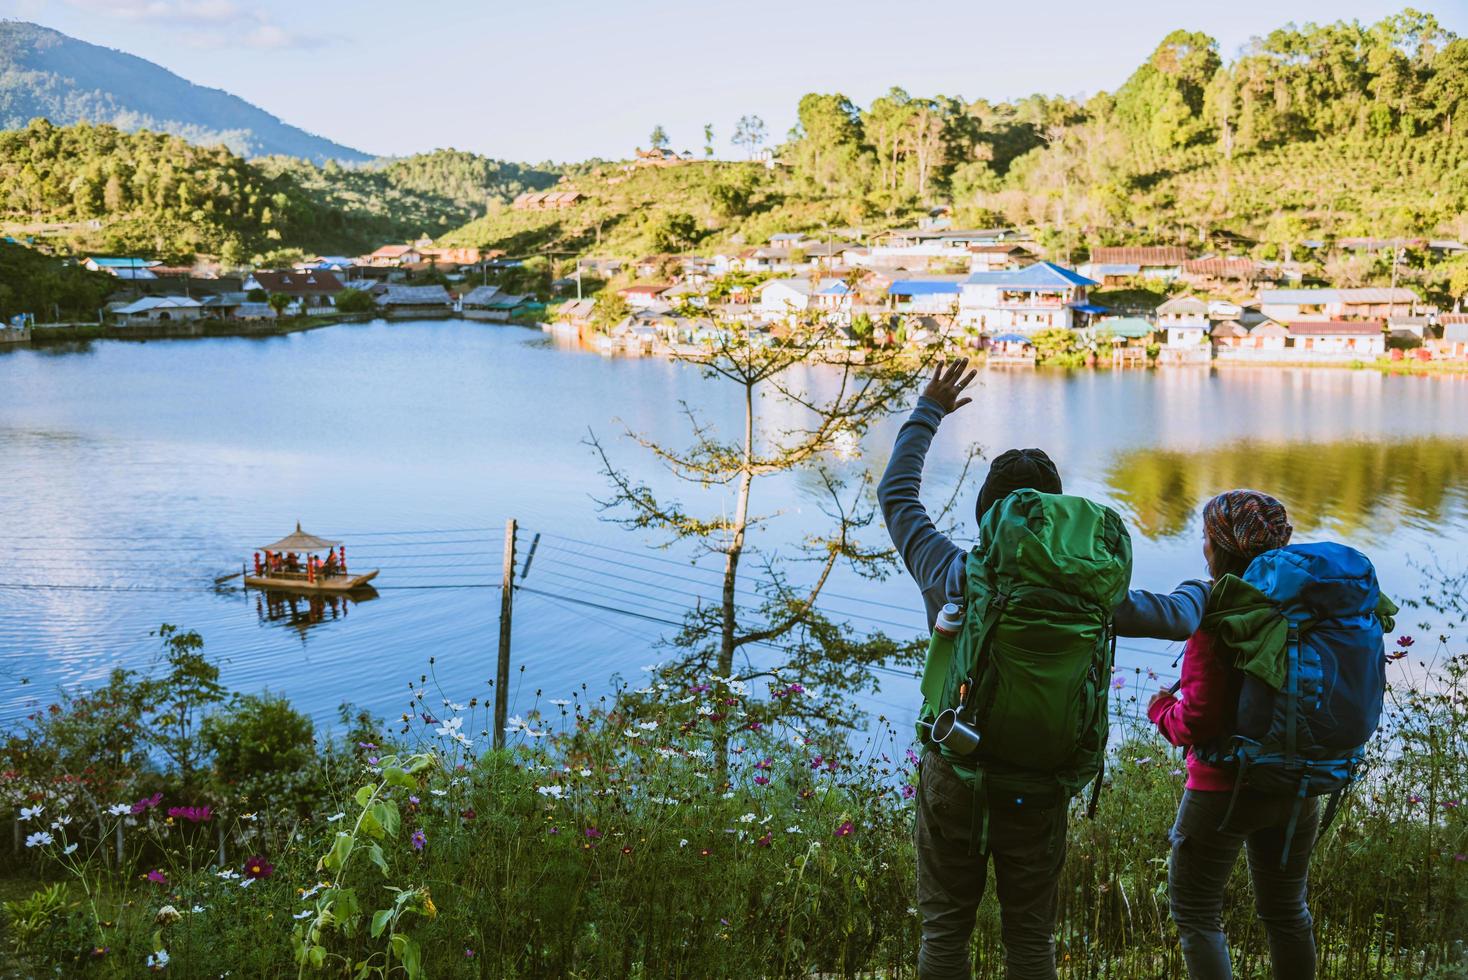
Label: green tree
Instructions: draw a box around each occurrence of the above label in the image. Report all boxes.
[649,125,670,151]
[703,123,715,157]
[267,292,292,317]
[732,115,767,159]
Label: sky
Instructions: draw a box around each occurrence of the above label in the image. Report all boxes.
[3,0,1467,162]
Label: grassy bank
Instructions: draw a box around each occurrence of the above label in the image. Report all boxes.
[1,613,1464,978]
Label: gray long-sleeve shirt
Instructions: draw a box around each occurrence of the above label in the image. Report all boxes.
[877,396,1207,637]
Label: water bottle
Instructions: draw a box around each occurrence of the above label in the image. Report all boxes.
[919,602,964,715]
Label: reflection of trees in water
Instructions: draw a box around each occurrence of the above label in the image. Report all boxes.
[1107,438,1468,540]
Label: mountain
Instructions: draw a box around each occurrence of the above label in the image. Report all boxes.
[0,20,368,163]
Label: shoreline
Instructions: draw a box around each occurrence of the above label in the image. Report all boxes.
[14,315,1468,376]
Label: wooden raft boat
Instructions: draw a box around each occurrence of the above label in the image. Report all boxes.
[243,522,379,595]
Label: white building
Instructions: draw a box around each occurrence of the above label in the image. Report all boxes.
[1156,296,1209,348]
[958,262,1098,335]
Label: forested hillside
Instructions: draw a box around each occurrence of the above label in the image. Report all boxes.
[0,20,366,162]
[445,12,1468,262]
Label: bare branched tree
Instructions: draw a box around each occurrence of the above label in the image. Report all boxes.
[588,314,979,761]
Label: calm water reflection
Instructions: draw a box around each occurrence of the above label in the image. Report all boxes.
[1,321,1465,731]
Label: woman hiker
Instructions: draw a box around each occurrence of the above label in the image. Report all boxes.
[1147,490,1314,980]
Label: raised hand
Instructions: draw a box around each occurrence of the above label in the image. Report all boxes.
[920,358,978,414]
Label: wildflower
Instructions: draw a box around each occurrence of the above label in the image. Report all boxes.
[835,821,855,838]
[584,827,603,840]
[146,949,170,971]
[166,806,212,824]
[907,748,921,766]
[699,848,712,858]
[638,719,659,731]
[19,804,42,821]
[1111,676,1126,691]
[243,856,274,880]
[579,768,592,777]
[132,792,163,815]
[63,843,78,856]
[747,721,763,731]
[24,831,53,848]
[1454,854,1467,863]
[624,728,642,738]
[90,947,108,959]
[155,905,182,925]
[411,829,427,852]
[50,814,72,828]
[327,812,346,823]
[756,832,773,848]
[536,785,565,800]
[145,869,168,886]
[464,948,476,959]
[358,741,378,750]
[430,789,448,797]
[785,826,803,834]
[215,869,240,880]
[738,812,757,824]
[461,808,477,822]
[621,845,633,855]
[679,839,689,848]
[1408,794,1424,804]
[754,775,770,786]
[293,910,314,920]
[810,755,825,769]
[299,883,326,900]
[902,784,917,800]
[1396,635,1415,648]
[107,803,131,816]
[190,906,204,914]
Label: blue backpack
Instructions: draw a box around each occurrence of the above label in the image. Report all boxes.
[1199,542,1388,859]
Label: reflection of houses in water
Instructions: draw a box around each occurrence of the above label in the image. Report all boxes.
[255,587,378,638]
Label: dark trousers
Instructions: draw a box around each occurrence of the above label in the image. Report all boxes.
[915,749,1068,980]
[1168,788,1320,980]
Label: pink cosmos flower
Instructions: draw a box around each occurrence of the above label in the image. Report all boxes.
[835,821,855,838]
[145,869,168,886]
[131,793,163,815]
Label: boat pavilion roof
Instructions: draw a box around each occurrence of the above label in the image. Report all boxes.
[261,522,341,554]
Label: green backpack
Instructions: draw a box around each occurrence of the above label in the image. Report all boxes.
[923,490,1133,847]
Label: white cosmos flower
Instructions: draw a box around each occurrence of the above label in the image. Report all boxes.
[108,803,131,816]
[633,687,655,695]
[191,905,205,913]
[696,705,715,716]
[51,814,72,827]
[549,699,570,707]
[679,839,689,848]
[25,831,53,848]
[579,768,591,777]
[638,720,658,731]
[504,715,527,732]
[293,910,314,920]
[639,663,662,673]
[525,728,548,738]
[327,812,346,823]
[430,789,447,797]
[215,870,240,880]
[623,728,641,738]
[239,878,254,889]
[536,785,565,799]
[785,826,803,834]
[63,843,78,856]
[146,949,170,969]
[19,805,42,821]
[738,812,757,824]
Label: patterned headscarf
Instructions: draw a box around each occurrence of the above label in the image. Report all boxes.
[1202,490,1293,559]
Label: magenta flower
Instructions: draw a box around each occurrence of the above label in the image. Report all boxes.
[1111,675,1126,691]
[464,948,476,959]
[243,856,274,879]
[754,758,772,771]
[906,748,921,766]
[131,792,163,815]
[902,784,917,800]
[754,775,769,786]
[145,869,168,886]
[1409,794,1424,804]
[756,832,772,848]
[835,821,855,838]
[1396,635,1415,648]
[410,829,427,852]
[584,827,603,841]
[810,755,824,770]
[166,805,212,823]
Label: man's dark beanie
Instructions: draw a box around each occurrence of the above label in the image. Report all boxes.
[976,448,1063,522]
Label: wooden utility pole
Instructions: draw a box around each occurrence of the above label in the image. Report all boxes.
[494,519,516,750]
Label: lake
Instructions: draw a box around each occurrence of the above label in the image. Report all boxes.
[2,320,1466,734]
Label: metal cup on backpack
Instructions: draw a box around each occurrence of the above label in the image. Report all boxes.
[929,705,983,756]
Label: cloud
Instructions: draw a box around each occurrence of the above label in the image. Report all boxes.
[53,0,326,50]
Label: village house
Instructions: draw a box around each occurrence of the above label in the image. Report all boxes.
[755,279,816,318]
[553,298,596,332]
[618,283,671,311]
[1180,257,1261,290]
[967,244,1032,273]
[1079,246,1190,286]
[295,256,357,276]
[511,191,583,210]
[112,295,204,324]
[1286,321,1386,358]
[958,262,1097,335]
[84,256,161,280]
[1431,319,1468,358]
[863,229,1009,272]
[375,284,454,316]
[811,280,854,316]
[362,245,423,268]
[887,277,964,315]
[461,285,531,321]
[1209,320,1251,350]
[1156,296,1210,348]
[1259,288,1419,322]
[242,270,344,313]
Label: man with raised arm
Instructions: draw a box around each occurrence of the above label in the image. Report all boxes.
[878,358,1207,980]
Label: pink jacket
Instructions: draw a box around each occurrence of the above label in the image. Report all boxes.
[1147,630,1240,792]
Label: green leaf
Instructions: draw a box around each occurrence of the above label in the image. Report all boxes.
[367,842,388,877]
[382,766,415,790]
[359,807,383,841]
[370,908,392,939]
[400,935,424,979]
[308,945,326,969]
[376,800,401,838]
[354,784,374,808]
[321,832,353,873]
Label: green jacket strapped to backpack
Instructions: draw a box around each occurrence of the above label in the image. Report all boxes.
[918,490,1133,850]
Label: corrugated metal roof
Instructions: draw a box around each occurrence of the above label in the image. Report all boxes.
[888,280,962,296]
[1089,246,1188,265]
[965,261,1096,289]
[1287,320,1384,336]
